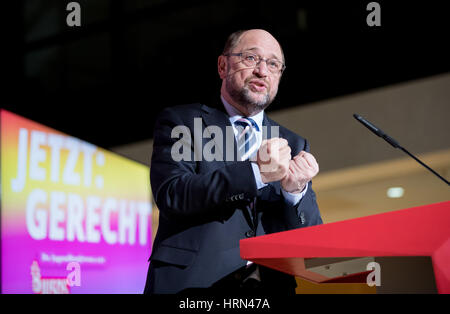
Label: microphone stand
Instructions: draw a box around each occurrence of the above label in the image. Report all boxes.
[353,113,449,186]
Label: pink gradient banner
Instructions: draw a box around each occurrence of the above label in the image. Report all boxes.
[1,110,153,293]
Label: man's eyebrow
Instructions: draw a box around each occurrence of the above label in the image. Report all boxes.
[244,47,282,61]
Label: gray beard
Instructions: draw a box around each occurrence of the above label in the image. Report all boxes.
[226,77,273,115]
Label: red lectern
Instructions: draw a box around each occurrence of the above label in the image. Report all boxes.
[240,201,450,293]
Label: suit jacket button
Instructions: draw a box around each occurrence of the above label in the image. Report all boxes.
[245,230,255,238]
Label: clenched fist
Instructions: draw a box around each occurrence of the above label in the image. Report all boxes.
[281,151,319,193]
[256,138,291,184]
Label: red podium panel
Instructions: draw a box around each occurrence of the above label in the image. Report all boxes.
[240,201,450,293]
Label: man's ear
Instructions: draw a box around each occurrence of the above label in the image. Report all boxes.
[218,55,227,79]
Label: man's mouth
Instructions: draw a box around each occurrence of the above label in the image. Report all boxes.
[247,80,268,93]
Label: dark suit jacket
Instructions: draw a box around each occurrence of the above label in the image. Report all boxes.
[144,103,322,294]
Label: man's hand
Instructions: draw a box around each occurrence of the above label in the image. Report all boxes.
[257,138,291,183]
[281,151,319,193]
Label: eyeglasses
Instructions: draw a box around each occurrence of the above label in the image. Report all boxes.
[224,51,286,74]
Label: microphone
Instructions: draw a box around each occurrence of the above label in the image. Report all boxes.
[353,114,400,148]
[353,113,449,186]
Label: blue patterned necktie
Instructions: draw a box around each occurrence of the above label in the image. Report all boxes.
[235,117,262,277]
[234,117,259,161]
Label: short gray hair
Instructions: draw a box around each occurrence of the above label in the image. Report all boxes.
[222,29,285,64]
[222,30,247,55]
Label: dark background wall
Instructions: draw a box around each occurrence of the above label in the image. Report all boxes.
[2,0,449,148]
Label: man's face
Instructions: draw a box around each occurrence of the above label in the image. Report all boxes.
[220,30,284,116]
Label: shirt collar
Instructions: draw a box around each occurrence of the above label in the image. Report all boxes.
[221,95,264,131]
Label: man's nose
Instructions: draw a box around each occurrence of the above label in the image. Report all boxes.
[253,60,269,77]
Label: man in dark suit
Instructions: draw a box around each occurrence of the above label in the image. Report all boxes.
[144,29,322,294]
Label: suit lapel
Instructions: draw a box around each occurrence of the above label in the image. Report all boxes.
[200,104,258,228]
[200,104,239,164]
[262,114,279,140]
[200,103,230,131]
